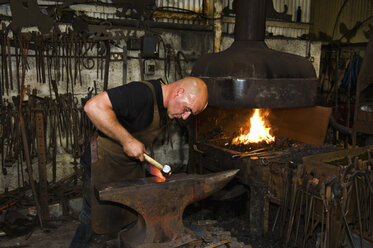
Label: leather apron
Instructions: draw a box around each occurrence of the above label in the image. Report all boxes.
[91,81,163,234]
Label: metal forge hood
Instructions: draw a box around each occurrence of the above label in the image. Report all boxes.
[191,0,318,109]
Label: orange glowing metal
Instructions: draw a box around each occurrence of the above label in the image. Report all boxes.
[232,109,275,145]
[147,164,166,181]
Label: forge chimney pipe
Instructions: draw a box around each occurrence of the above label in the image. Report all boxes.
[191,0,318,108]
[234,0,266,41]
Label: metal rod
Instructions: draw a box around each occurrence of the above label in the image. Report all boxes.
[19,40,44,229]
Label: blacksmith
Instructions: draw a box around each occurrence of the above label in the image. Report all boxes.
[70,77,208,247]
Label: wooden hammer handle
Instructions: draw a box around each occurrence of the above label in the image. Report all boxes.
[144,153,164,171]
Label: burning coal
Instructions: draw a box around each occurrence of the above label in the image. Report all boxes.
[232,109,275,145]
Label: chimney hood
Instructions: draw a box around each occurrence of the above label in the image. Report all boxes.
[191,0,318,109]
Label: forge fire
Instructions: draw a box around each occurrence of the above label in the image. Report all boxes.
[232,109,275,145]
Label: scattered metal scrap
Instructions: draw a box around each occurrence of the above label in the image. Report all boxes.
[0,171,83,236]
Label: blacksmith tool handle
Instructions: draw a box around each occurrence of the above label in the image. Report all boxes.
[342,163,354,181]
[103,40,110,90]
[349,170,366,181]
[144,153,171,174]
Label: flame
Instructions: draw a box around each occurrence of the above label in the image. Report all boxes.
[232,109,275,145]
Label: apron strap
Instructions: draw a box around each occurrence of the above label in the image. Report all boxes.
[90,131,98,164]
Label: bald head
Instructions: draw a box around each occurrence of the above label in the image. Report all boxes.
[162,77,208,120]
[176,77,208,113]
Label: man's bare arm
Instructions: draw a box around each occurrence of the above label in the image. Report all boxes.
[84,92,145,161]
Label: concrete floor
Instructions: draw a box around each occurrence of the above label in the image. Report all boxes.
[0,217,79,248]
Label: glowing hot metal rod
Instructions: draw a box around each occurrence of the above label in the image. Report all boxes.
[144,153,172,179]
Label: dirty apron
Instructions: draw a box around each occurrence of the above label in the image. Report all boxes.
[91,81,163,234]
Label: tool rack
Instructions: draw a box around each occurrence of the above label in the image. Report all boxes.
[296,145,373,248]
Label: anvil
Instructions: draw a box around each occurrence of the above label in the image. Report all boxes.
[96,169,239,248]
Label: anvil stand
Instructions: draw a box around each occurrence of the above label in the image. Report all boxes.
[96,169,239,248]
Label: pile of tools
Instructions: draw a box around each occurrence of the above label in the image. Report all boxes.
[274,147,373,248]
[0,27,105,185]
[0,90,94,185]
[0,27,104,229]
[0,88,94,230]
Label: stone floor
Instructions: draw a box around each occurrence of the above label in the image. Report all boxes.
[0,217,79,248]
[0,216,252,248]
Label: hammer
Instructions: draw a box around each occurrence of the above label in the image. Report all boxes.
[144,153,172,174]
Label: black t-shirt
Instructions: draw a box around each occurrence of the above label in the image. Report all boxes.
[106,79,167,134]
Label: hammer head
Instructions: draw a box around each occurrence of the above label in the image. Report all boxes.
[159,164,172,178]
[144,163,172,180]
[162,164,171,174]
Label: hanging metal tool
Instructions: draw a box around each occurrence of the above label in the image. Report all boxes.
[18,40,44,229]
[122,43,127,85]
[35,111,50,222]
[103,40,110,91]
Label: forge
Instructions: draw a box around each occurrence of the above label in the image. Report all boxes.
[188,0,332,237]
[190,106,335,235]
[96,169,239,248]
